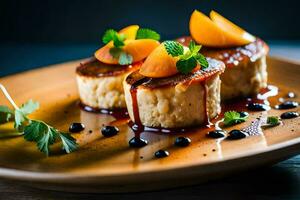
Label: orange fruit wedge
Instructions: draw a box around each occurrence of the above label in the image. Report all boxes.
[189,10,255,48]
[95,25,160,65]
[119,25,139,40]
[95,39,160,65]
[139,43,179,78]
[123,39,160,62]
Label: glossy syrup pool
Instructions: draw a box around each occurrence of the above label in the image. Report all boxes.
[74,84,300,161]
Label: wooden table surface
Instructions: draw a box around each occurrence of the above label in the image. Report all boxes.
[0,43,300,199]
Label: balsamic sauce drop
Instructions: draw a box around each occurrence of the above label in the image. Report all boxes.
[174,137,191,147]
[281,111,299,119]
[275,101,299,110]
[207,130,226,138]
[155,150,169,158]
[129,137,148,148]
[246,102,270,111]
[239,111,249,118]
[69,123,85,133]
[227,130,247,140]
[101,126,119,137]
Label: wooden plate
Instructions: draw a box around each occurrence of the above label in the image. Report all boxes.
[0,57,299,193]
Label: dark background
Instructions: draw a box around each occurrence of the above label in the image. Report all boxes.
[0,0,300,76]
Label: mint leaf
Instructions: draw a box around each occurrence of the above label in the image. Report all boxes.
[164,40,208,74]
[176,57,197,74]
[164,41,184,57]
[223,111,248,126]
[119,52,133,65]
[188,40,201,54]
[194,54,209,68]
[136,28,160,41]
[0,105,13,124]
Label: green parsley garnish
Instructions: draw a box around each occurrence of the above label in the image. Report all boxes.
[119,52,133,65]
[265,116,281,127]
[102,29,126,48]
[102,27,160,65]
[163,40,209,74]
[0,84,78,156]
[136,28,160,41]
[223,111,248,126]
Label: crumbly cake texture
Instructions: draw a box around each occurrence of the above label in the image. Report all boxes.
[124,74,221,128]
[220,55,267,100]
[76,73,127,109]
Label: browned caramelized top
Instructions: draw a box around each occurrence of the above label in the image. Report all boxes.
[125,58,225,89]
[76,57,142,77]
[177,37,269,68]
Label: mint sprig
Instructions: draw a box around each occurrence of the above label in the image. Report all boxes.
[164,40,209,74]
[136,28,160,41]
[164,41,184,57]
[0,84,78,156]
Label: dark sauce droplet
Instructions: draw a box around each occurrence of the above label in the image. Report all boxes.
[207,130,226,138]
[174,137,191,147]
[281,111,299,119]
[155,150,169,158]
[287,92,296,98]
[129,137,148,148]
[69,123,85,133]
[101,126,119,137]
[247,103,270,111]
[275,101,299,109]
[239,111,249,118]
[227,130,247,140]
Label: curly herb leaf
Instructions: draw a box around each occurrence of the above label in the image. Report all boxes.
[0,84,78,156]
[0,105,13,124]
[118,52,133,65]
[223,111,248,126]
[102,29,126,48]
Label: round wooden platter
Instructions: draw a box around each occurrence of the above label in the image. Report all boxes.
[0,57,299,193]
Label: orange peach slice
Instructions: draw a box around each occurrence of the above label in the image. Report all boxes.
[189,10,255,47]
[95,39,160,65]
[210,11,255,44]
[95,44,118,64]
[139,43,179,78]
[119,25,139,40]
[124,39,160,62]
[95,25,140,64]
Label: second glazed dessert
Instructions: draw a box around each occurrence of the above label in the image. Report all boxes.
[76,25,160,110]
[182,10,269,100]
[124,42,225,128]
